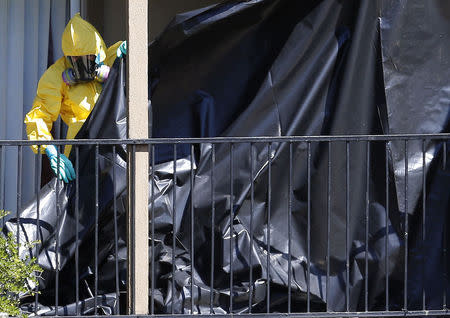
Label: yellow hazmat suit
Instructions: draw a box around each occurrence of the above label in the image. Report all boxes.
[25,13,122,157]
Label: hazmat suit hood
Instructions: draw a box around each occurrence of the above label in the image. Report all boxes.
[61,13,107,63]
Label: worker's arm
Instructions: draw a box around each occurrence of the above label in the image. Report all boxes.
[25,57,75,183]
[24,57,66,154]
[106,41,124,65]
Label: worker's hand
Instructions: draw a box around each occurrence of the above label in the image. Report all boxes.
[117,41,127,58]
[45,145,76,183]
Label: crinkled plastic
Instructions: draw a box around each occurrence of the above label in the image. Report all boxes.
[4,0,450,315]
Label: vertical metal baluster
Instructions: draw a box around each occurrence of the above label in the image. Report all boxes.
[230,143,234,313]
[307,142,311,313]
[249,143,254,313]
[404,140,409,312]
[35,146,42,314]
[288,142,293,313]
[113,145,120,313]
[422,140,426,311]
[327,142,331,312]
[365,141,370,312]
[151,144,155,315]
[16,146,22,246]
[190,144,195,314]
[210,144,215,314]
[0,146,4,228]
[55,148,60,315]
[95,144,99,315]
[443,140,448,311]
[15,146,24,310]
[385,142,389,311]
[75,146,80,315]
[16,147,24,310]
[443,141,447,169]
[346,141,350,312]
[267,142,272,314]
[172,144,177,315]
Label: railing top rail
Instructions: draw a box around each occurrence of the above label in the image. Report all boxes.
[37,309,450,318]
[0,133,450,146]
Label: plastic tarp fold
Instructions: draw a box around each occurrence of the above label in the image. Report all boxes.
[4,0,449,315]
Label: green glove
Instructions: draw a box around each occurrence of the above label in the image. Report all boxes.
[117,41,127,58]
[45,145,76,183]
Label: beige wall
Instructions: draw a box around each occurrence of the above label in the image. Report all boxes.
[82,0,223,46]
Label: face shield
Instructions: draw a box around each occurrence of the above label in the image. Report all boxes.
[62,54,110,86]
[68,55,97,82]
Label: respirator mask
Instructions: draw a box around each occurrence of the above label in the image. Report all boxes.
[62,55,110,86]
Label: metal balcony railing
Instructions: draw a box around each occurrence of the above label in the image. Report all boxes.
[0,133,449,317]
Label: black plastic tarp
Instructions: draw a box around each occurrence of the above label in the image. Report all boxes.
[4,0,450,315]
[380,0,450,309]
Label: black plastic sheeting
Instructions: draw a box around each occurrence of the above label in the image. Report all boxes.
[4,0,450,315]
[380,0,450,309]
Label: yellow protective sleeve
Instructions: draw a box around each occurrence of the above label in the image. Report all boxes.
[105,41,123,67]
[24,57,66,154]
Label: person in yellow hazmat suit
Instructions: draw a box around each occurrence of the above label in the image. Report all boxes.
[24,13,126,183]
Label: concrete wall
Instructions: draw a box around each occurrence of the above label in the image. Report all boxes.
[82,0,223,45]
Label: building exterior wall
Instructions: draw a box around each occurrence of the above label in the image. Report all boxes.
[83,0,224,44]
[149,0,225,40]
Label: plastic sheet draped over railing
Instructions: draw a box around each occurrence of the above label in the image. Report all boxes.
[1,0,450,316]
